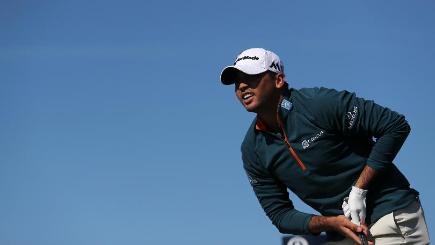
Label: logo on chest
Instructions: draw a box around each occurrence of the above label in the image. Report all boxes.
[301,130,324,149]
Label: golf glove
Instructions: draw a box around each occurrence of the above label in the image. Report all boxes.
[348,186,368,225]
[342,197,351,219]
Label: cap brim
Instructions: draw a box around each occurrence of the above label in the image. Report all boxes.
[220,66,239,85]
[220,65,267,85]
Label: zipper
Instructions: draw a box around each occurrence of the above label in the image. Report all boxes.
[276,98,307,171]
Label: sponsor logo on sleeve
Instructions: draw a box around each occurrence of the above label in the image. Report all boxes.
[247,175,259,185]
[345,106,358,129]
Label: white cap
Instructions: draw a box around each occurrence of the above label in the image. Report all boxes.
[220,48,284,85]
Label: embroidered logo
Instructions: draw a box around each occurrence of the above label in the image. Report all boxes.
[281,99,293,110]
[345,106,358,129]
[234,55,259,65]
[287,236,309,245]
[269,62,282,71]
[301,130,324,149]
[248,175,259,185]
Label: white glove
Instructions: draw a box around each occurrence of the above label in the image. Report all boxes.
[342,197,351,219]
[348,186,368,225]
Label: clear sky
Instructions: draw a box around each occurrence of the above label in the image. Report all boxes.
[1,1,434,244]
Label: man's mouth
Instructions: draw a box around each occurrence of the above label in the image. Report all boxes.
[242,92,254,100]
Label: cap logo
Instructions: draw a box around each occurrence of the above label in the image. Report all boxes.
[270,62,281,71]
[234,56,259,65]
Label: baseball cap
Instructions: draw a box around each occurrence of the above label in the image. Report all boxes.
[220,48,284,85]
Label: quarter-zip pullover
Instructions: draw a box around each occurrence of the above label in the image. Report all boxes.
[241,87,418,235]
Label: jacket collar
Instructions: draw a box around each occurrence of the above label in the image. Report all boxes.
[255,89,293,132]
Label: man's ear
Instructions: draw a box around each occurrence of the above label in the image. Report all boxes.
[275,73,286,89]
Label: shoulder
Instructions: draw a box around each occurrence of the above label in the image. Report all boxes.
[240,120,268,173]
[291,87,355,110]
[241,118,257,155]
[292,87,348,100]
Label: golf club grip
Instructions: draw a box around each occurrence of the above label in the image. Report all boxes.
[358,232,368,245]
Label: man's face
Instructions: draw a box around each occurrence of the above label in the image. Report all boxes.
[234,71,278,113]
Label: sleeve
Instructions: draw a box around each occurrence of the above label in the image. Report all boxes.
[242,147,314,234]
[312,88,411,171]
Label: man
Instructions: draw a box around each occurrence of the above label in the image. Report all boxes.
[220,48,430,244]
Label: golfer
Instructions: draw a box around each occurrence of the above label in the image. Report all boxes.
[220,48,430,244]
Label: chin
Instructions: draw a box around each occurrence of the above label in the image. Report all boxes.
[244,105,258,113]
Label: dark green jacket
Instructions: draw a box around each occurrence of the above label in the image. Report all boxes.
[241,87,417,235]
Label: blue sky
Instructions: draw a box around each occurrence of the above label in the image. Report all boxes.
[1,1,434,244]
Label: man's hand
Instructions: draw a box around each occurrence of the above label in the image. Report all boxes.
[309,215,373,245]
[348,186,368,225]
[331,216,372,245]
